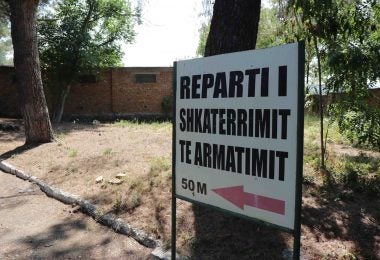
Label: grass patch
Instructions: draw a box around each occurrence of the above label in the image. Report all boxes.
[332,153,380,196]
[128,177,145,192]
[304,113,349,146]
[113,119,171,131]
[68,148,78,157]
[112,192,142,213]
[303,114,379,196]
[149,157,171,177]
[102,148,113,156]
[109,156,172,215]
[113,119,138,128]
[56,132,67,140]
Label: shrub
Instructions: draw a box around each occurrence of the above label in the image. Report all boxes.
[161,96,173,114]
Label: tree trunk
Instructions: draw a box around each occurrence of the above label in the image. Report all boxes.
[204,0,261,57]
[7,0,54,144]
[52,84,71,123]
[313,36,325,169]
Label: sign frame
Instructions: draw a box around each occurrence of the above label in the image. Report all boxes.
[172,42,304,259]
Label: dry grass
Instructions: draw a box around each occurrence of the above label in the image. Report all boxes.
[1,118,379,259]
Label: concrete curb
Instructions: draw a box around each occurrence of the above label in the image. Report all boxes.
[0,160,160,249]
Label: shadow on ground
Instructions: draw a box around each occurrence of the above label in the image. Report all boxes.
[0,143,42,161]
[0,118,106,160]
[2,217,148,259]
[190,183,379,259]
[191,204,290,259]
[3,219,99,259]
[302,184,379,259]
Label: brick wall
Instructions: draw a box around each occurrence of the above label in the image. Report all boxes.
[0,66,173,119]
[307,89,380,114]
[112,67,172,114]
[64,70,113,116]
[2,65,377,119]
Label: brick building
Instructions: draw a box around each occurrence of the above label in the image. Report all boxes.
[1,65,379,119]
[0,66,173,119]
[307,88,380,114]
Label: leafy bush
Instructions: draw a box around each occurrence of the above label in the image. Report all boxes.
[336,106,380,150]
[161,96,173,114]
[333,154,380,196]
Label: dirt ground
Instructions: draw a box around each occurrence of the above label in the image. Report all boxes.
[0,118,379,259]
[0,163,151,259]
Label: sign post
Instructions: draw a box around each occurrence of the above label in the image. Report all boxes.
[172,42,304,259]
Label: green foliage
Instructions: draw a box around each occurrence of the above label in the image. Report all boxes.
[38,0,136,121]
[161,96,173,114]
[149,157,171,177]
[102,148,113,156]
[113,119,137,128]
[288,0,380,151]
[303,114,380,196]
[333,105,380,149]
[304,113,348,146]
[196,23,210,57]
[68,148,78,157]
[112,191,142,213]
[256,6,286,49]
[39,0,135,77]
[324,2,380,149]
[333,154,380,196]
[113,119,171,131]
[0,14,12,65]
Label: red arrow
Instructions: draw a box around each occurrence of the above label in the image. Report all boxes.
[212,186,285,215]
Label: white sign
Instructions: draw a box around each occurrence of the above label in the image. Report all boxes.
[174,43,303,230]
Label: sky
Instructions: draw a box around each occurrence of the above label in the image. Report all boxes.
[122,0,203,67]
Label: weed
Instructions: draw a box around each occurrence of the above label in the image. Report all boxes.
[177,214,187,226]
[113,194,123,213]
[65,165,78,175]
[161,96,173,114]
[330,154,380,196]
[150,157,171,177]
[128,178,145,192]
[180,232,193,244]
[333,190,355,202]
[129,192,142,209]
[113,119,171,131]
[303,174,315,185]
[68,148,78,157]
[114,119,138,128]
[103,148,113,156]
[163,236,171,250]
[304,113,349,149]
[342,252,357,260]
[56,133,66,140]
[101,182,108,189]
[123,191,142,211]
[112,192,142,213]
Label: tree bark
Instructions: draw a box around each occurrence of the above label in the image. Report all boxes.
[7,0,54,144]
[204,0,261,57]
[313,36,325,169]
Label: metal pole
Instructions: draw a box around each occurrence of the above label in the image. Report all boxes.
[293,41,305,260]
[171,62,178,259]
